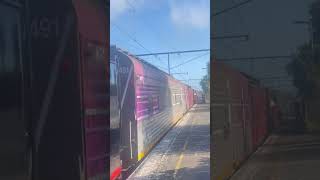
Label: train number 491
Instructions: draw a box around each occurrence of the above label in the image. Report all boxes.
[119,66,130,74]
[31,17,59,39]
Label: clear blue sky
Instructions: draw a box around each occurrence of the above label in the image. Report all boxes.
[110,0,210,91]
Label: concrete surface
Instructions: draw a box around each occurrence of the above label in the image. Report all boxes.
[230,133,320,180]
[128,104,210,180]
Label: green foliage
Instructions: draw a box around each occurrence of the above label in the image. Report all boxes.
[286,0,320,99]
[200,74,209,94]
[286,44,315,99]
[289,0,320,131]
[200,62,210,94]
[289,0,320,89]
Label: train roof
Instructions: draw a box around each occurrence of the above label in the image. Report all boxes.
[240,72,260,85]
[113,46,170,76]
[111,45,192,88]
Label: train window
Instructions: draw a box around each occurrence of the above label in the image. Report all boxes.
[147,96,153,115]
[157,96,160,108]
[172,93,181,105]
[0,21,18,74]
[110,62,117,96]
[175,95,178,104]
[153,96,160,113]
[172,94,176,105]
[176,94,181,105]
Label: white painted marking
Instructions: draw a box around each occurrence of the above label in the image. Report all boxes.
[121,65,133,109]
[35,13,74,152]
[130,120,133,159]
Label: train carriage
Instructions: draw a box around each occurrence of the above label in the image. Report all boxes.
[0,0,108,179]
[212,60,270,180]
[186,86,194,109]
[110,46,195,179]
[193,90,205,104]
[30,1,108,179]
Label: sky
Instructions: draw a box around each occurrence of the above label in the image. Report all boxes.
[110,0,210,91]
[212,0,315,94]
[213,0,314,57]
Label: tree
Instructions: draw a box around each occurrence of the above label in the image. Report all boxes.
[286,44,315,99]
[287,1,320,99]
[200,62,210,96]
[286,1,320,131]
[200,74,208,93]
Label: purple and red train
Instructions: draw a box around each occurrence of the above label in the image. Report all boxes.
[0,0,108,180]
[110,46,201,179]
[1,1,200,179]
[212,60,281,180]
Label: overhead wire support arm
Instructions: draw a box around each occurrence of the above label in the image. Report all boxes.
[170,52,210,70]
[135,49,210,75]
[187,79,203,81]
[216,55,292,61]
[171,72,188,75]
[135,49,210,56]
[211,34,249,40]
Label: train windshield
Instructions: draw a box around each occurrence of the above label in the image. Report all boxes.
[0,2,29,179]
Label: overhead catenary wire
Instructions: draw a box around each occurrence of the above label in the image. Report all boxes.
[120,0,186,74]
[124,0,181,52]
[111,23,150,52]
[216,55,292,61]
[212,0,253,17]
[111,26,144,52]
[111,2,207,90]
[126,0,136,12]
[170,52,210,70]
[135,49,210,56]
[111,22,168,69]
[125,0,209,79]
[112,22,205,88]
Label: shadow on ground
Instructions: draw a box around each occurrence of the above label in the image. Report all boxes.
[130,156,209,180]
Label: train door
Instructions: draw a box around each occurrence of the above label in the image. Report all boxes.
[248,85,257,148]
[28,0,107,179]
[80,40,108,180]
[249,84,267,148]
[29,1,85,179]
[74,1,108,179]
[110,50,122,179]
[243,84,253,156]
[229,81,245,168]
[0,1,30,179]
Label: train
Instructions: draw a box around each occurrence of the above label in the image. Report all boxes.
[194,90,206,104]
[212,60,280,180]
[110,45,200,179]
[0,0,108,180]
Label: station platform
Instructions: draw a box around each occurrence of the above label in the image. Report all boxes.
[128,104,210,180]
[230,133,320,180]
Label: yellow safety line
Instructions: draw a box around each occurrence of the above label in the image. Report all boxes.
[138,152,145,161]
[137,110,192,164]
[174,139,189,178]
[216,164,234,180]
[174,154,185,172]
[174,118,195,178]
